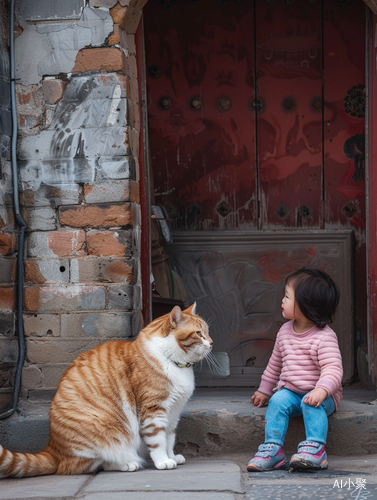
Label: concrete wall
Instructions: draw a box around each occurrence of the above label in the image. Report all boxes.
[0,0,147,413]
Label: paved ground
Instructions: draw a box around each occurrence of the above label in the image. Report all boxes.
[1,454,377,500]
[1,385,376,499]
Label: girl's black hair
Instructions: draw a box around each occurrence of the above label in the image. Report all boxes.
[285,268,340,329]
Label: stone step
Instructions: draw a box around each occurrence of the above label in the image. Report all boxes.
[176,387,377,458]
[0,387,375,458]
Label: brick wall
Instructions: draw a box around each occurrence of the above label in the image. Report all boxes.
[0,0,148,412]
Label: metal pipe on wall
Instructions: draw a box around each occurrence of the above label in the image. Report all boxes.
[0,0,27,420]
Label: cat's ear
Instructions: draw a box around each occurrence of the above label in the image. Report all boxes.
[185,302,197,315]
[169,306,183,328]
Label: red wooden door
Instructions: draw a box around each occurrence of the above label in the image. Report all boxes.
[145,1,257,229]
[256,1,323,228]
[144,0,366,385]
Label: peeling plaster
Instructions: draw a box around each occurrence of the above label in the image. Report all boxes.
[15,6,113,85]
[19,74,129,191]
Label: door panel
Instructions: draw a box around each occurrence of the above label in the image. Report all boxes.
[168,230,354,385]
[256,0,323,228]
[145,1,257,230]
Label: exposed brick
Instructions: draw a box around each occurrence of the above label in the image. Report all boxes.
[16,84,44,135]
[72,48,126,74]
[22,207,57,232]
[0,339,18,363]
[108,24,121,46]
[59,203,133,228]
[97,156,134,180]
[24,313,60,337]
[87,229,133,257]
[0,312,15,337]
[83,180,132,204]
[20,184,80,208]
[25,259,70,284]
[0,365,15,388]
[41,79,67,105]
[16,84,43,111]
[21,365,42,390]
[25,389,56,404]
[110,3,128,24]
[0,216,4,231]
[25,261,46,284]
[27,230,86,258]
[0,391,12,414]
[41,364,70,389]
[61,312,135,338]
[108,284,140,310]
[70,257,133,283]
[0,258,16,284]
[24,286,106,312]
[26,338,107,364]
[0,233,16,256]
[0,287,15,310]
[18,114,40,133]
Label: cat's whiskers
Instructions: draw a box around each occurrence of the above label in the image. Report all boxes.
[205,352,226,376]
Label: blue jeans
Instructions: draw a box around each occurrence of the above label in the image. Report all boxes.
[264,388,335,446]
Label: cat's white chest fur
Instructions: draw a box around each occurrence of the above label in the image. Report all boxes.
[144,336,196,411]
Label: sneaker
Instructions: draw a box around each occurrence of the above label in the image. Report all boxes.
[247,443,288,472]
[289,441,328,471]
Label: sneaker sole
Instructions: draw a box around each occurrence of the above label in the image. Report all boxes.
[247,460,289,472]
[289,458,328,471]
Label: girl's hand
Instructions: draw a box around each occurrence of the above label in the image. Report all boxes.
[251,391,270,407]
[304,388,328,408]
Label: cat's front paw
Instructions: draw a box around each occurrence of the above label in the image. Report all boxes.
[155,459,177,470]
[174,454,185,465]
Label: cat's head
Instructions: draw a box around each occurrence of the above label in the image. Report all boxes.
[145,303,213,365]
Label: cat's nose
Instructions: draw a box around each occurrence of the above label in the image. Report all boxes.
[208,337,213,345]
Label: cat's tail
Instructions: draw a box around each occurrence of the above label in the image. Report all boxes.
[0,444,58,478]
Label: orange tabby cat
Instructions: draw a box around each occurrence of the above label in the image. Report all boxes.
[0,303,212,477]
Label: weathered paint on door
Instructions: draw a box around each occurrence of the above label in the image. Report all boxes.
[145,1,257,229]
[144,0,366,384]
[256,0,323,228]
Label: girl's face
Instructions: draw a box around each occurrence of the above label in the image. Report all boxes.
[281,284,296,320]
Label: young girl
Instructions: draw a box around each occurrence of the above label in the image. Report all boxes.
[247,268,343,472]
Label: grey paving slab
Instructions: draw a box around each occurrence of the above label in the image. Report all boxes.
[82,493,236,500]
[84,471,242,494]
[0,474,89,500]
[83,460,242,494]
[246,483,377,499]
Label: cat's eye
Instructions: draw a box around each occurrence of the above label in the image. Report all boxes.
[195,331,203,336]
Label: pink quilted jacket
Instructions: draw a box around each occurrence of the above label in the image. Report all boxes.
[258,320,343,410]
